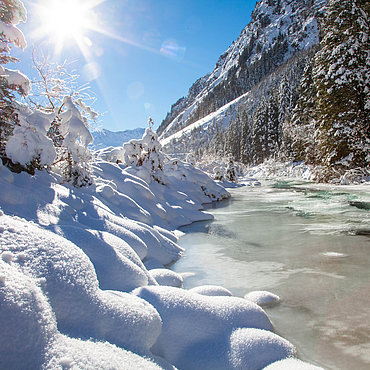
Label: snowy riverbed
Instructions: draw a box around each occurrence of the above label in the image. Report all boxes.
[173,179,370,370]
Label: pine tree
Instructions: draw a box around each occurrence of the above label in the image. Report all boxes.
[240,109,252,164]
[287,55,319,163]
[0,0,28,164]
[313,0,370,171]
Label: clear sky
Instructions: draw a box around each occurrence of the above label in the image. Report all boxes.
[15,0,256,131]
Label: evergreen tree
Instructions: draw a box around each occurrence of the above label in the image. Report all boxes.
[0,0,28,165]
[240,109,252,164]
[313,0,370,170]
[287,55,319,163]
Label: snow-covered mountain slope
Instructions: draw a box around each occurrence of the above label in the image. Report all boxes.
[91,128,145,150]
[158,0,327,150]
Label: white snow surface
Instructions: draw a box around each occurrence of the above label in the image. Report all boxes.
[189,284,233,297]
[149,268,183,287]
[6,103,56,167]
[0,20,27,49]
[0,67,30,94]
[244,291,281,307]
[0,127,319,368]
[264,358,324,369]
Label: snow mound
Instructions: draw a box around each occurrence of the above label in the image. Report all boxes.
[165,158,230,203]
[149,268,183,287]
[0,260,171,369]
[45,336,171,370]
[144,258,166,270]
[264,358,324,369]
[0,215,162,354]
[190,285,233,297]
[229,328,296,369]
[244,291,281,307]
[57,226,156,291]
[0,260,56,369]
[132,285,273,369]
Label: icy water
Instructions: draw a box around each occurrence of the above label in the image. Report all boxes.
[172,180,370,370]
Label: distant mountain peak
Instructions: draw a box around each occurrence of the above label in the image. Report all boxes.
[90,128,145,150]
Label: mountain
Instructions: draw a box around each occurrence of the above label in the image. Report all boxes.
[158,0,369,180]
[158,0,326,141]
[90,128,145,150]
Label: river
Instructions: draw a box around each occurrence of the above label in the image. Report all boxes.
[172,180,370,370]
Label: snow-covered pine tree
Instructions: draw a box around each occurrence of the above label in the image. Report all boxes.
[240,109,252,164]
[224,115,241,162]
[225,159,237,182]
[251,93,279,164]
[0,0,30,170]
[123,119,166,184]
[286,54,319,163]
[313,0,370,172]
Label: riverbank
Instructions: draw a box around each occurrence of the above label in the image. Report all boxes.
[173,179,370,369]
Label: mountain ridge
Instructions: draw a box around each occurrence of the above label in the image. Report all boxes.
[90,128,145,150]
[158,0,327,141]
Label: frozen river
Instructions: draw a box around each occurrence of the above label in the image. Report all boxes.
[173,180,370,370]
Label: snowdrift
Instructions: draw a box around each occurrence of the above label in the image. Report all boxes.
[0,130,321,369]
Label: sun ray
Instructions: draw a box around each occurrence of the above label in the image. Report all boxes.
[32,0,107,57]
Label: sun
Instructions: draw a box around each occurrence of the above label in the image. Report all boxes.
[34,0,103,55]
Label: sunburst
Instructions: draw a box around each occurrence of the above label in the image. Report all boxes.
[32,0,106,56]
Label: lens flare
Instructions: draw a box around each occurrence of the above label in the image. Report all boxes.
[160,39,186,61]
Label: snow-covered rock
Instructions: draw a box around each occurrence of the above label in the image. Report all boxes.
[244,290,281,307]
[264,358,324,369]
[190,285,233,297]
[228,328,296,369]
[149,268,183,287]
[132,285,278,369]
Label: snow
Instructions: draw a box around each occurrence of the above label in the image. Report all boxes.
[0,21,27,49]
[0,260,172,370]
[61,96,94,148]
[0,260,57,369]
[149,268,183,287]
[264,358,324,369]
[244,291,281,307]
[228,328,296,369]
[0,124,321,368]
[159,0,327,144]
[5,103,56,168]
[132,285,277,369]
[189,285,233,296]
[0,67,30,95]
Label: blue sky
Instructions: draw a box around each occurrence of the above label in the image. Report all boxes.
[16,0,256,131]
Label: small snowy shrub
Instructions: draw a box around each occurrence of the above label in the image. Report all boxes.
[123,121,166,184]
